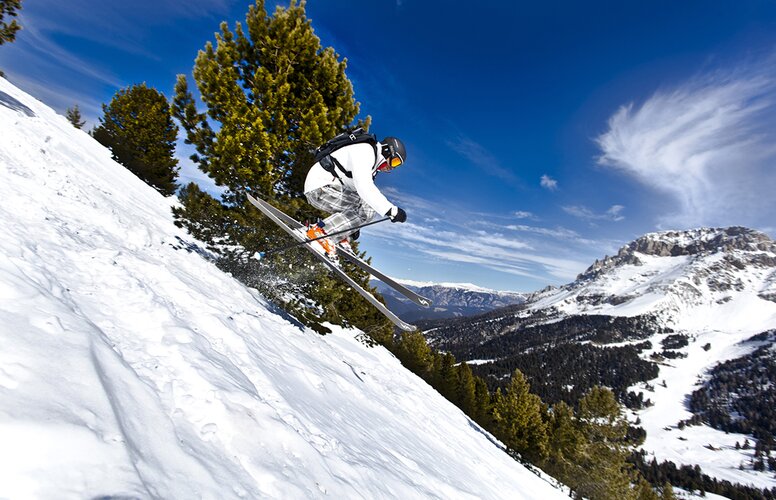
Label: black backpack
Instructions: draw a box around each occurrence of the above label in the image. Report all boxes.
[313,128,378,179]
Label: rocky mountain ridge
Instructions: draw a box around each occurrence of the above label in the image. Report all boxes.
[578,226,776,283]
[528,227,776,319]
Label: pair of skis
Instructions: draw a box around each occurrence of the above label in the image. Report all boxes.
[246,193,431,332]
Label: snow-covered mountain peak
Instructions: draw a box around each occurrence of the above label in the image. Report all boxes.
[528,226,776,331]
[579,226,776,282]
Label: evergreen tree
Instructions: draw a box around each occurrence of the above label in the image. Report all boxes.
[427,351,444,389]
[491,369,549,462]
[633,478,659,500]
[438,352,458,401]
[473,376,492,426]
[661,481,677,500]
[545,400,585,475]
[395,331,433,376]
[66,104,86,129]
[170,0,389,339]
[173,0,364,201]
[456,362,477,415]
[93,83,179,196]
[573,386,635,500]
[0,0,21,46]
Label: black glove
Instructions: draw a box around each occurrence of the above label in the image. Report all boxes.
[386,206,407,223]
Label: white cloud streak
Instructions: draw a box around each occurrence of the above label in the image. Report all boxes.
[365,195,597,286]
[0,0,236,117]
[562,204,625,222]
[597,62,776,229]
[506,224,581,239]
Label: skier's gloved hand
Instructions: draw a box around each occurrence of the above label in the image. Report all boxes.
[386,206,407,223]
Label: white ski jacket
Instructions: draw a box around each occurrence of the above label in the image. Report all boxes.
[303,142,394,217]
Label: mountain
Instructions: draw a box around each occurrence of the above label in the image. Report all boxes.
[372,279,527,321]
[539,226,776,318]
[0,79,566,498]
[424,226,776,491]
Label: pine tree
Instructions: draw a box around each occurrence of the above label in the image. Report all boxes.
[438,352,458,401]
[427,351,444,389]
[573,386,636,500]
[473,376,492,426]
[93,83,179,196]
[0,0,22,46]
[395,331,433,376]
[456,362,477,415]
[173,0,364,200]
[66,104,86,129]
[170,0,386,337]
[491,369,549,462]
[633,478,659,500]
[545,400,584,471]
[661,481,677,500]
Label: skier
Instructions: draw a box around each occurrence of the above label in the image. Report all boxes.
[303,135,408,257]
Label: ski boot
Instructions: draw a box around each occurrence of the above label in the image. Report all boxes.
[337,229,358,254]
[305,221,337,260]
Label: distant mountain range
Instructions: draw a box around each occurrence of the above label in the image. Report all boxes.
[372,279,527,321]
[420,226,776,491]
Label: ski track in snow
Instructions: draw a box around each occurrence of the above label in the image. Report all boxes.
[0,79,566,498]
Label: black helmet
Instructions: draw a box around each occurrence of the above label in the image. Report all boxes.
[381,137,407,168]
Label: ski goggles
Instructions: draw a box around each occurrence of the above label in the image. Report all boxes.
[385,144,404,168]
[388,154,404,168]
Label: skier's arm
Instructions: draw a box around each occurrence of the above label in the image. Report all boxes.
[347,144,394,216]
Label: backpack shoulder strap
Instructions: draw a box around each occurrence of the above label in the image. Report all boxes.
[314,128,378,180]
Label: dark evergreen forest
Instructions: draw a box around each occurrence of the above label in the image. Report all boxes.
[689,330,776,467]
[420,312,669,408]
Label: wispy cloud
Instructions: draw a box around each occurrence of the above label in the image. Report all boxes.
[596,59,776,229]
[372,221,585,282]
[4,18,123,89]
[513,210,535,219]
[540,174,558,191]
[506,224,581,239]
[0,0,235,117]
[562,204,625,222]
[364,195,599,287]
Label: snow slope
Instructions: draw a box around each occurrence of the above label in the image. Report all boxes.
[0,78,564,499]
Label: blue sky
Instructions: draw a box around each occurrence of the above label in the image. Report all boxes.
[2,0,776,292]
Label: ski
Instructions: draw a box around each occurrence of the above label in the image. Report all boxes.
[247,193,431,308]
[246,193,417,332]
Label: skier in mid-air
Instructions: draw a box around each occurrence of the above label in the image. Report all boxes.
[302,133,408,257]
[247,132,429,330]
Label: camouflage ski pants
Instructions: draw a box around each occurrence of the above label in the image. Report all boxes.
[305,183,376,238]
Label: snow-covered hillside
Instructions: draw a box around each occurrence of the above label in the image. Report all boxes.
[526,227,776,488]
[0,78,565,498]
